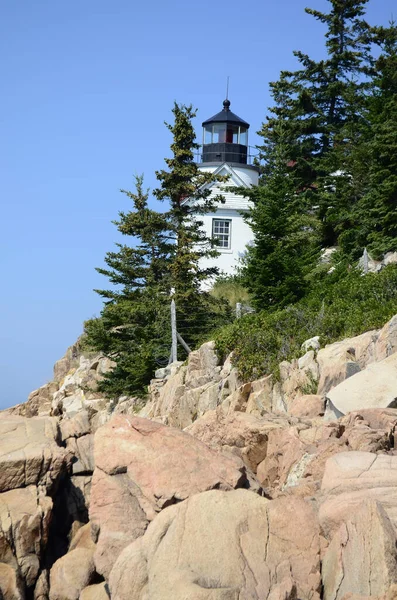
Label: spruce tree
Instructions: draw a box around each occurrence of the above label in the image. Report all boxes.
[243,0,374,308]
[84,104,232,397]
[258,0,372,243]
[84,176,173,397]
[153,103,231,348]
[356,25,397,258]
[242,124,321,309]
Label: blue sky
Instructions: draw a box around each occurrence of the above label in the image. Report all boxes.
[1,0,395,408]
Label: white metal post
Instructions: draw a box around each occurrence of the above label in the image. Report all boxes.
[171,299,177,363]
[363,248,369,274]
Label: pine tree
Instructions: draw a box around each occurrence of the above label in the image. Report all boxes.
[84,176,173,397]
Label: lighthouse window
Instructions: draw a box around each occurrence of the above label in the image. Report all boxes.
[239,127,248,145]
[213,219,231,249]
[226,124,239,144]
[213,123,227,143]
[204,126,213,144]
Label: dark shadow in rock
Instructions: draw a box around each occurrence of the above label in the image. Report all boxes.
[41,474,89,572]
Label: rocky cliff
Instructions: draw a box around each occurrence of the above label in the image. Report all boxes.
[2,315,397,599]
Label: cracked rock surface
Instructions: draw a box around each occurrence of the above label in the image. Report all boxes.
[109,489,321,600]
[2,316,397,599]
[322,500,397,600]
[89,415,252,579]
[0,416,67,492]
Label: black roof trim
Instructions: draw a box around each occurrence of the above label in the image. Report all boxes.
[202,99,250,128]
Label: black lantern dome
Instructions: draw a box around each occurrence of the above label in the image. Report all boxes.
[202,99,250,164]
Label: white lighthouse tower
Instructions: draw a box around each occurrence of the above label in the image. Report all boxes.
[196,99,259,275]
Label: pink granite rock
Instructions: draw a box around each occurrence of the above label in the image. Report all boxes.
[90,415,252,579]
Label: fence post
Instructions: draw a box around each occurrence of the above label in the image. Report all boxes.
[170,299,178,363]
[236,302,242,319]
[362,248,369,274]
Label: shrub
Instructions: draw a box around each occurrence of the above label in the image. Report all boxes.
[209,274,251,308]
[213,265,397,382]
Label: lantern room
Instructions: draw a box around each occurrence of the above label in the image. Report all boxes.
[202,99,250,165]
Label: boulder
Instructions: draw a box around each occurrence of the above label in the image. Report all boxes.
[186,408,287,473]
[64,475,92,524]
[326,353,397,417]
[288,395,325,418]
[60,412,91,442]
[0,486,52,588]
[79,582,109,600]
[317,330,378,395]
[322,500,397,600]
[0,416,68,493]
[257,422,348,496]
[52,389,85,418]
[67,435,95,475]
[143,365,188,426]
[342,424,390,453]
[220,382,252,413]
[256,425,308,491]
[69,523,94,552]
[53,341,81,384]
[49,546,96,600]
[109,490,321,600]
[89,467,149,580]
[320,452,397,537]
[143,352,224,429]
[301,336,321,353]
[279,358,319,407]
[52,354,111,418]
[375,314,397,362]
[90,415,251,579]
[15,382,59,418]
[48,526,96,600]
[184,341,220,389]
[0,562,23,600]
[341,408,397,432]
[245,375,274,415]
[34,570,50,599]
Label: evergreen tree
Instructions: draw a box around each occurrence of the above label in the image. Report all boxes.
[84,176,173,397]
[153,103,231,348]
[344,24,397,259]
[243,0,374,308]
[84,103,232,397]
[258,0,372,243]
[242,123,321,309]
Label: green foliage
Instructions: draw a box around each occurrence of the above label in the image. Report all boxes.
[338,24,397,260]
[214,266,397,383]
[84,105,232,398]
[84,7,397,400]
[83,176,172,397]
[209,274,251,308]
[243,0,377,309]
[243,3,397,313]
[241,176,322,310]
[153,103,231,350]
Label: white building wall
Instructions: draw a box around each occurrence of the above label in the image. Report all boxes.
[189,161,258,277]
[200,207,253,275]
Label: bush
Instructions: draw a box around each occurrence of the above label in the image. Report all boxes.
[209,274,251,308]
[213,265,397,382]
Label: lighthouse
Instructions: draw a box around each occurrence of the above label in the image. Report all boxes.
[196,99,259,276]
